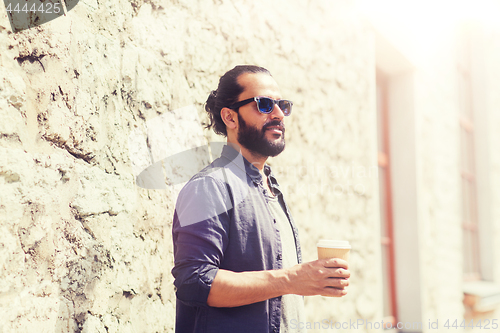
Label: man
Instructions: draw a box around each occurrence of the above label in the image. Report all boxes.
[171,65,350,333]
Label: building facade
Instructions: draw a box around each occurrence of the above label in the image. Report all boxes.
[1,1,499,332]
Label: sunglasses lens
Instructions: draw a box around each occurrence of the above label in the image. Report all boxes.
[279,100,292,116]
[257,98,274,114]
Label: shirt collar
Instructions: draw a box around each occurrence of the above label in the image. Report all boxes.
[220,145,282,194]
[265,164,282,196]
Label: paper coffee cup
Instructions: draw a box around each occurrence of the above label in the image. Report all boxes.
[317,240,351,261]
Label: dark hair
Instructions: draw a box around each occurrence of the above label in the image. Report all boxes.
[205,65,271,136]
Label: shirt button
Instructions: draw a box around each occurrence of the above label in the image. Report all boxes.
[277,253,282,260]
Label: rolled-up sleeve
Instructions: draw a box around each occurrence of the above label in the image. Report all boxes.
[171,174,233,307]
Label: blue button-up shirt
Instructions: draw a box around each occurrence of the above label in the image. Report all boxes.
[172,145,302,333]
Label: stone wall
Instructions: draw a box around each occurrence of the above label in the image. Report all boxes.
[1,0,381,332]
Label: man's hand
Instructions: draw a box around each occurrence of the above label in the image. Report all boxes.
[206,259,350,307]
[284,258,350,297]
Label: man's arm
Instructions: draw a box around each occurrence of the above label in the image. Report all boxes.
[207,258,350,308]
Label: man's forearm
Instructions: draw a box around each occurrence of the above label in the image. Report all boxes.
[206,268,290,307]
[206,259,350,308]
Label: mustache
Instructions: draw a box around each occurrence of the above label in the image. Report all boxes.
[262,120,285,133]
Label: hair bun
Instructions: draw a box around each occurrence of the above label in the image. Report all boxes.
[205,90,217,113]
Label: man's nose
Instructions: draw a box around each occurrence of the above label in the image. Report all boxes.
[270,103,285,120]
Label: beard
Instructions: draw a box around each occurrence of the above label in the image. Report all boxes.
[237,113,286,158]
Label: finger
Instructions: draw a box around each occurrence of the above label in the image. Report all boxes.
[321,287,348,297]
[323,258,348,269]
[324,277,349,289]
[323,268,350,279]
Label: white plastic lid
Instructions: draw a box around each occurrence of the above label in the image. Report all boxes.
[317,240,351,249]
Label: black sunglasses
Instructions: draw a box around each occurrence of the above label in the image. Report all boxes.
[229,97,293,116]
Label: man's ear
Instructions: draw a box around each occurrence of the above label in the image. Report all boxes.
[220,107,238,131]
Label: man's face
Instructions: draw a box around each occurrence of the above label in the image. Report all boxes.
[234,73,286,158]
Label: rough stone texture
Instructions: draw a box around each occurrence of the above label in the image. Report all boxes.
[0,0,383,332]
[3,0,500,332]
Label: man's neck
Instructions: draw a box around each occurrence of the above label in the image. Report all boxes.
[226,141,268,175]
[226,140,275,196]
